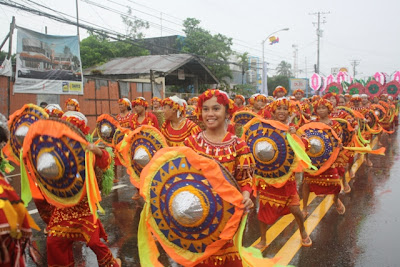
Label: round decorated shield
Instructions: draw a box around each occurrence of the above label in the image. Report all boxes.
[139,147,243,265]
[299,122,341,175]
[332,118,354,146]
[3,104,48,165]
[370,104,386,121]
[242,118,299,187]
[232,110,257,126]
[348,83,365,95]
[325,82,343,94]
[96,114,120,145]
[119,125,168,187]
[365,80,383,97]
[22,119,88,208]
[383,81,400,98]
[364,109,381,134]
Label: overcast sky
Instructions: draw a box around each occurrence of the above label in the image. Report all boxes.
[0,0,398,79]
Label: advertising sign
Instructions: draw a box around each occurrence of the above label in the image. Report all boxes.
[14,27,83,94]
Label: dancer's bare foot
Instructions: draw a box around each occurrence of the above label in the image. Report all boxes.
[343,184,351,193]
[253,241,268,251]
[335,199,346,215]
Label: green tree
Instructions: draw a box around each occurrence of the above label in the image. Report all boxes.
[276,61,292,77]
[236,52,249,85]
[80,9,149,69]
[267,75,290,95]
[180,18,233,88]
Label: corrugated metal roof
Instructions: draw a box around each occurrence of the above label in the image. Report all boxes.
[83,54,194,75]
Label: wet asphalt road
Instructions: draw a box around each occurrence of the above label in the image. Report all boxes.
[8,129,400,267]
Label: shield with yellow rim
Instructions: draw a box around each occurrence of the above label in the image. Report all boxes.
[242,117,300,187]
[139,147,243,265]
[299,122,341,175]
[96,114,120,146]
[3,104,48,165]
[119,125,168,187]
[22,119,88,208]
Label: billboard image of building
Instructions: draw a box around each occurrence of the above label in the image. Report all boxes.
[14,27,83,94]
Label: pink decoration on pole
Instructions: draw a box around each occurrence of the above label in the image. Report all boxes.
[310,73,322,91]
[374,72,385,85]
[393,71,400,82]
[337,71,347,84]
[326,74,335,85]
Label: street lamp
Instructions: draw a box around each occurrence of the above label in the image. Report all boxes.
[261,28,289,95]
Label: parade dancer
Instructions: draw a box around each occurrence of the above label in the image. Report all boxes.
[130,97,159,130]
[184,89,254,266]
[302,99,346,216]
[65,98,80,112]
[273,86,287,99]
[44,112,121,267]
[325,93,351,193]
[253,98,312,250]
[116,98,133,129]
[161,96,201,146]
[151,97,163,112]
[252,94,272,119]
[0,113,40,267]
[234,94,246,112]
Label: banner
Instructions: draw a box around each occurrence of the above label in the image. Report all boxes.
[0,58,12,77]
[14,27,83,95]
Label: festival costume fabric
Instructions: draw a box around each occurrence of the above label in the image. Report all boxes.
[3,104,48,165]
[138,147,277,267]
[161,118,202,147]
[130,111,160,130]
[115,111,134,129]
[0,173,40,267]
[20,119,119,267]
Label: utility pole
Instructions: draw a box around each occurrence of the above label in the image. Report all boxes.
[310,12,329,74]
[350,59,360,78]
[292,44,298,78]
[76,0,80,38]
[7,16,15,118]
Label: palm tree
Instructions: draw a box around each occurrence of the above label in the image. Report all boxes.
[276,61,292,77]
[237,52,249,84]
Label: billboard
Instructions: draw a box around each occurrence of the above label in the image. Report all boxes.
[14,27,83,94]
[289,78,310,96]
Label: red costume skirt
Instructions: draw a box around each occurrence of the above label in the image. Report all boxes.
[304,167,341,195]
[257,179,300,225]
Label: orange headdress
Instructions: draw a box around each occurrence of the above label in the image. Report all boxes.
[61,111,89,135]
[118,98,132,109]
[292,89,304,96]
[197,89,234,120]
[132,97,149,108]
[273,86,287,97]
[312,98,333,113]
[270,98,294,114]
[65,98,80,112]
[162,96,187,118]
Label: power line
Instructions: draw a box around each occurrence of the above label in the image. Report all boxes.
[0,0,248,68]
